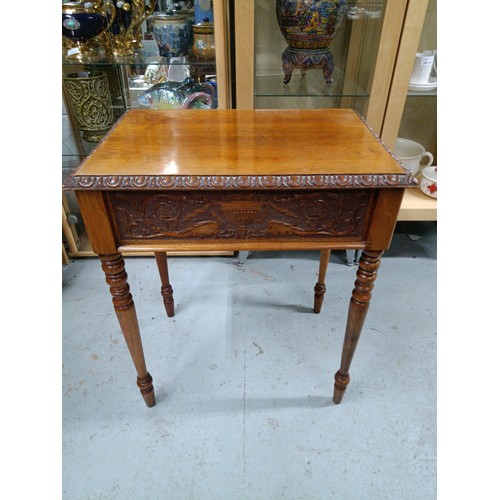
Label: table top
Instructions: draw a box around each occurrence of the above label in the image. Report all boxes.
[64,109,416,191]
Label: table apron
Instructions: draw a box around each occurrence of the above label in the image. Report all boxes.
[107,189,376,249]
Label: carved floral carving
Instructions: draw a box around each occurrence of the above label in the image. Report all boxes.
[110,190,373,241]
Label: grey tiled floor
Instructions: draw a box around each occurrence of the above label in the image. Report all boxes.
[62,222,437,500]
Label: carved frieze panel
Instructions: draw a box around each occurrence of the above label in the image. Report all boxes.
[110,190,374,242]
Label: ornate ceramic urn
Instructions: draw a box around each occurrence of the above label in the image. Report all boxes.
[276,0,347,83]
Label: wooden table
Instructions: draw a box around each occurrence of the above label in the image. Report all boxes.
[63,108,416,407]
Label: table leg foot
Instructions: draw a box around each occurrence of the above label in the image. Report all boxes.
[313,249,331,314]
[155,252,175,317]
[333,250,383,403]
[137,372,156,407]
[333,370,350,404]
[313,282,326,314]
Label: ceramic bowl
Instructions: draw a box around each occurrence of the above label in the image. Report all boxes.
[419,166,437,198]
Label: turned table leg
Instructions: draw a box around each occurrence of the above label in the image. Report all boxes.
[314,249,331,314]
[155,252,175,318]
[333,250,383,404]
[100,254,156,407]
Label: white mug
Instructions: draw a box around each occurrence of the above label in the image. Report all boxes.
[410,50,436,84]
[394,137,434,176]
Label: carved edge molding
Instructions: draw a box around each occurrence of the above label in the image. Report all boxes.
[63,173,418,190]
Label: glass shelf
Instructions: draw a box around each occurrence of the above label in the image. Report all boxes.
[254,68,369,111]
[248,0,387,115]
[62,52,216,69]
[398,0,437,166]
[407,89,437,97]
[254,69,369,99]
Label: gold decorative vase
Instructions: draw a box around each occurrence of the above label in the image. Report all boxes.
[63,72,115,143]
[62,1,116,62]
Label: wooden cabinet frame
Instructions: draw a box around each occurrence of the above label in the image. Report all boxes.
[63,0,436,259]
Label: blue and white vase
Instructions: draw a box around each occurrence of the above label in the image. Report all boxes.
[152,13,192,58]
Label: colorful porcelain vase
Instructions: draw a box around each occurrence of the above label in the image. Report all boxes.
[276,0,347,84]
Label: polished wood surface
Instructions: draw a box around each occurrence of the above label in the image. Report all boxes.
[65,109,414,407]
[67,109,406,179]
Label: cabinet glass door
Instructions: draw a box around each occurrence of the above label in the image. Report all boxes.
[397,0,437,164]
[253,0,386,115]
[235,0,409,133]
[63,1,231,167]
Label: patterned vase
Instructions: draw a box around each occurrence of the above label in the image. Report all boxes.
[152,13,192,58]
[63,72,115,143]
[276,0,347,84]
[192,22,215,59]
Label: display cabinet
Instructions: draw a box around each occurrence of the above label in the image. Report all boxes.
[383,0,437,220]
[62,0,233,257]
[234,0,437,221]
[63,0,437,260]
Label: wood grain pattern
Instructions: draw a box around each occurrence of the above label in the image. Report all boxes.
[62,109,414,181]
